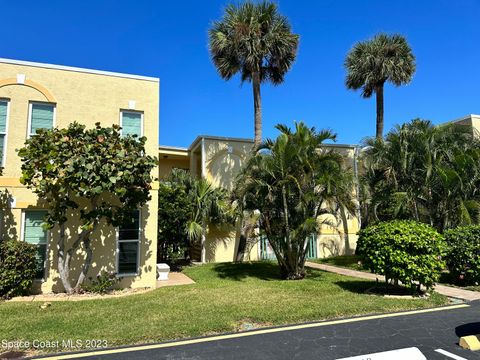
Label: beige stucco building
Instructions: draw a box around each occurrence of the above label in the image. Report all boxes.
[447,114,480,134]
[0,56,362,294]
[159,138,361,263]
[0,58,159,293]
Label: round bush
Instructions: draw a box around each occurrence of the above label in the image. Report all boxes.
[356,220,445,291]
[0,240,38,299]
[444,226,480,285]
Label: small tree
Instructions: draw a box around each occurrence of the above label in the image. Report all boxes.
[236,122,356,279]
[357,220,445,292]
[187,178,231,263]
[158,170,194,265]
[18,122,157,293]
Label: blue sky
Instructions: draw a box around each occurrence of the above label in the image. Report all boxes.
[1,0,479,147]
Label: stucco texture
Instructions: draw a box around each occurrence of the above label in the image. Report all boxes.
[0,61,159,293]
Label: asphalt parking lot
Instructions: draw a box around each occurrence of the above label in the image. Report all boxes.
[36,302,480,360]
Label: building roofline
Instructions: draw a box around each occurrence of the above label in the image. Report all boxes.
[186,135,358,151]
[189,135,254,150]
[159,145,189,152]
[438,114,480,126]
[322,143,359,149]
[0,57,159,82]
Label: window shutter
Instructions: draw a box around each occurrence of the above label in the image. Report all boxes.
[24,211,48,245]
[0,101,7,133]
[121,112,142,137]
[31,104,54,134]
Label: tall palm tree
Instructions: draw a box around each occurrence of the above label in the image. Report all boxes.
[345,33,416,139]
[209,1,299,146]
[236,122,356,279]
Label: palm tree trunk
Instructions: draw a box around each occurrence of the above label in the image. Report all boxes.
[201,222,206,263]
[236,216,248,262]
[375,84,384,139]
[252,71,262,146]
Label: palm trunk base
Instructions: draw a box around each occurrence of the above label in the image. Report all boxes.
[279,263,306,280]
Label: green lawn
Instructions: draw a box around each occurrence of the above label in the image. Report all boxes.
[0,262,448,355]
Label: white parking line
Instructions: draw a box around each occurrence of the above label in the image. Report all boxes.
[337,347,426,359]
[435,349,468,360]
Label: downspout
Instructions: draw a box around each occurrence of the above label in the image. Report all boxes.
[201,138,206,263]
[354,146,361,229]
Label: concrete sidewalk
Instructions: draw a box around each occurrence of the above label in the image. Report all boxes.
[306,261,480,301]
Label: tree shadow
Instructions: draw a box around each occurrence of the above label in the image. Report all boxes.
[46,202,153,293]
[456,323,480,338]
[334,279,378,294]
[211,261,282,281]
[0,189,18,241]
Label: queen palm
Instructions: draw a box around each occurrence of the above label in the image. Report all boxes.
[186,178,230,263]
[361,119,480,231]
[208,1,299,146]
[345,33,416,139]
[236,122,356,279]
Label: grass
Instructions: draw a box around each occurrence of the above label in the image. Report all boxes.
[0,262,448,355]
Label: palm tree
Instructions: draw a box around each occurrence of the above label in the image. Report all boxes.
[361,119,480,231]
[345,33,416,139]
[236,122,356,279]
[186,178,231,263]
[208,1,299,146]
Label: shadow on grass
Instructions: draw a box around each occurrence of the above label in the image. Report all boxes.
[211,261,282,281]
[334,280,379,294]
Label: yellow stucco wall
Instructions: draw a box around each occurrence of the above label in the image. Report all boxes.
[203,138,253,191]
[202,138,258,262]
[202,142,360,262]
[158,138,360,263]
[314,145,360,258]
[159,157,190,178]
[0,60,159,293]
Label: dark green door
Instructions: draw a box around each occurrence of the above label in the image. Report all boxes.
[260,234,317,260]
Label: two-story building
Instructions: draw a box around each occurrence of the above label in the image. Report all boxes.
[159,137,361,263]
[0,58,159,293]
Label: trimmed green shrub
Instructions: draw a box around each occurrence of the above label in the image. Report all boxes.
[81,271,120,294]
[357,220,445,292]
[0,240,38,299]
[444,226,480,285]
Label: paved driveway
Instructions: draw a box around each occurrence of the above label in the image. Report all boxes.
[37,302,480,360]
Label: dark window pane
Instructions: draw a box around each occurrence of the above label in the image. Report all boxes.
[119,211,140,240]
[118,241,138,274]
[36,244,47,279]
[119,229,139,241]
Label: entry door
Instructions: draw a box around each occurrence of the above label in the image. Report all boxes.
[260,234,317,260]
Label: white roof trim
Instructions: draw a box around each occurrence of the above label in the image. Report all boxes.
[159,145,189,152]
[0,57,159,82]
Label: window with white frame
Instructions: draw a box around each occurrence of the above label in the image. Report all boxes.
[117,210,140,275]
[0,100,9,166]
[23,210,48,279]
[120,111,143,137]
[29,102,55,136]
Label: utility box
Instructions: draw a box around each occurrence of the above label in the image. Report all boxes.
[156,263,170,281]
